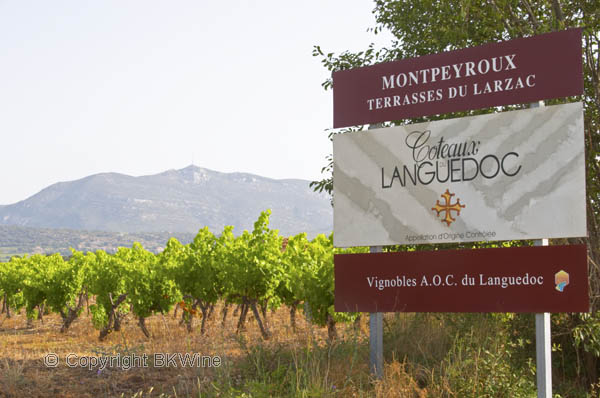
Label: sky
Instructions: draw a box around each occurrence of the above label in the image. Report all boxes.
[0,1,394,205]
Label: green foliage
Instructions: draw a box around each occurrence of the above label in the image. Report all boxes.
[217,333,366,398]
[90,303,108,330]
[174,228,223,309]
[383,313,537,397]
[278,233,310,308]
[0,210,367,339]
[120,243,178,320]
[298,234,359,327]
[574,312,600,357]
[0,257,27,312]
[20,254,65,318]
[43,250,90,318]
[158,237,187,285]
[87,249,129,330]
[226,210,284,307]
[216,225,237,303]
[442,331,536,398]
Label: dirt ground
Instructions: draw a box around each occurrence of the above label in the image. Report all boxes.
[0,304,339,398]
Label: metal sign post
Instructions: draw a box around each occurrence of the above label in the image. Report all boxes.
[535,238,551,398]
[368,122,384,380]
[369,245,383,379]
[531,99,551,398]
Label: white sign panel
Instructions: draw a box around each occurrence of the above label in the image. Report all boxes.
[333,102,586,247]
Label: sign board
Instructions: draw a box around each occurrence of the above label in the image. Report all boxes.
[333,29,583,128]
[335,244,589,313]
[333,102,585,247]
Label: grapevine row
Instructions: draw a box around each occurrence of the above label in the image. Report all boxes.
[0,210,363,340]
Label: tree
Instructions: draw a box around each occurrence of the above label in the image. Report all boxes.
[313,0,599,387]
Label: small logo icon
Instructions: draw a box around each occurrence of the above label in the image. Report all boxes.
[555,270,569,292]
[432,189,465,226]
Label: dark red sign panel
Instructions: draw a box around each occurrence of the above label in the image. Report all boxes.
[333,29,583,128]
[335,245,588,313]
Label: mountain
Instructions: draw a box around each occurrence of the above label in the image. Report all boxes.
[0,166,332,237]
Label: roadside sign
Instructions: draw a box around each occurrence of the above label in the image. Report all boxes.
[333,29,583,128]
[335,244,589,313]
[333,102,586,247]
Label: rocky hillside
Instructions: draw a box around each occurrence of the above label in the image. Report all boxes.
[0,165,332,237]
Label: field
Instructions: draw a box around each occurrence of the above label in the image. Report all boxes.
[0,215,595,397]
[0,303,378,398]
[2,301,573,398]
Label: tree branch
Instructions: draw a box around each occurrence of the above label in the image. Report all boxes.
[520,0,541,32]
[488,0,516,34]
[551,0,565,27]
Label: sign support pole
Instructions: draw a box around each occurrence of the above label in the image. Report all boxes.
[535,238,551,398]
[367,122,385,380]
[530,100,551,398]
[369,245,383,379]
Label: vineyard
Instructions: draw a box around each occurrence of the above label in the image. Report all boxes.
[1,210,598,397]
[0,210,362,342]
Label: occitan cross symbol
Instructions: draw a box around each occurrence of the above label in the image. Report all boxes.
[432,189,465,226]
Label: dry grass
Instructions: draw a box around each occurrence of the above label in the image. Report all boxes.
[1,305,416,397]
[5,308,532,398]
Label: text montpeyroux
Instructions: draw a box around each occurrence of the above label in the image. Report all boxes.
[368,54,535,111]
